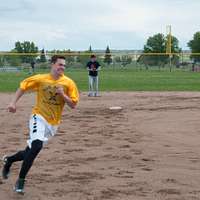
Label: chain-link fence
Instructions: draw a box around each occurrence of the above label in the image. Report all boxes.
[0,52,199,73]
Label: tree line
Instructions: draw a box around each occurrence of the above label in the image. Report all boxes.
[0,31,200,68]
[0,43,112,67]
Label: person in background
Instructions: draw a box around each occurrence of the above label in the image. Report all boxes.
[30,60,36,74]
[86,55,101,97]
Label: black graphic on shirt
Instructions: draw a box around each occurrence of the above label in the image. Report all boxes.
[42,85,61,106]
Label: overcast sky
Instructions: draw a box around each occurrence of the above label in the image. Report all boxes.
[0,0,199,50]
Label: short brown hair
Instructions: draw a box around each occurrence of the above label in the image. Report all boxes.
[90,54,96,58]
[51,55,66,64]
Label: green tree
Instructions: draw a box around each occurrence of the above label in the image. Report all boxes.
[15,41,23,53]
[89,45,92,52]
[104,46,112,65]
[188,32,200,62]
[40,49,46,63]
[144,33,166,53]
[138,33,181,67]
[14,41,38,63]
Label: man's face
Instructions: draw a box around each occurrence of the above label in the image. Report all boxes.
[91,57,96,62]
[52,58,66,76]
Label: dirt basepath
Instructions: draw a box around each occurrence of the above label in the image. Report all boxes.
[1,92,200,200]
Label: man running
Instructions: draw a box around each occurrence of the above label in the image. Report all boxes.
[2,55,79,194]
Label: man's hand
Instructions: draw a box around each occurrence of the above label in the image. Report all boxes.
[7,103,16,113]
[7,88,25,113]
[56,86,76,109]
[56,86,65,97]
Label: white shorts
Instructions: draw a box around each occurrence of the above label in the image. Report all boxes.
[27,114,58,148]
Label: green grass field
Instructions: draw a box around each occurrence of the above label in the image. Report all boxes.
[1,68,200,92]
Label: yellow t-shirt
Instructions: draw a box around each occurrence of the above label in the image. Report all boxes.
[20,73,79,125]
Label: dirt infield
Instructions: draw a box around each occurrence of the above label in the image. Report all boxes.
[1,92,200,200]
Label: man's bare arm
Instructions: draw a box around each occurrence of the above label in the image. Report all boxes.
[7,88,25,113]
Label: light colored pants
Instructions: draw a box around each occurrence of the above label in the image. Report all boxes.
[88,75,99,96]
[27,114,58,148]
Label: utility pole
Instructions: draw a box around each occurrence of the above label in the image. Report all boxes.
[166,25,172,72]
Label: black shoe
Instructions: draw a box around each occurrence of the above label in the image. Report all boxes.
[14,178,25,194]
[2,155,11,179]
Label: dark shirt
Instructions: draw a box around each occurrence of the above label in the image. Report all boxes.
[87,61,100,76]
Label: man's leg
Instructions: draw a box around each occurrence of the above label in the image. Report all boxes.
[88,76,94,96]
[94,76,99,96]
[14,139,43,193]
[88,76,91,96]
[92,76,96,96]
[18,140,43,179]
[2,146,30,179]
